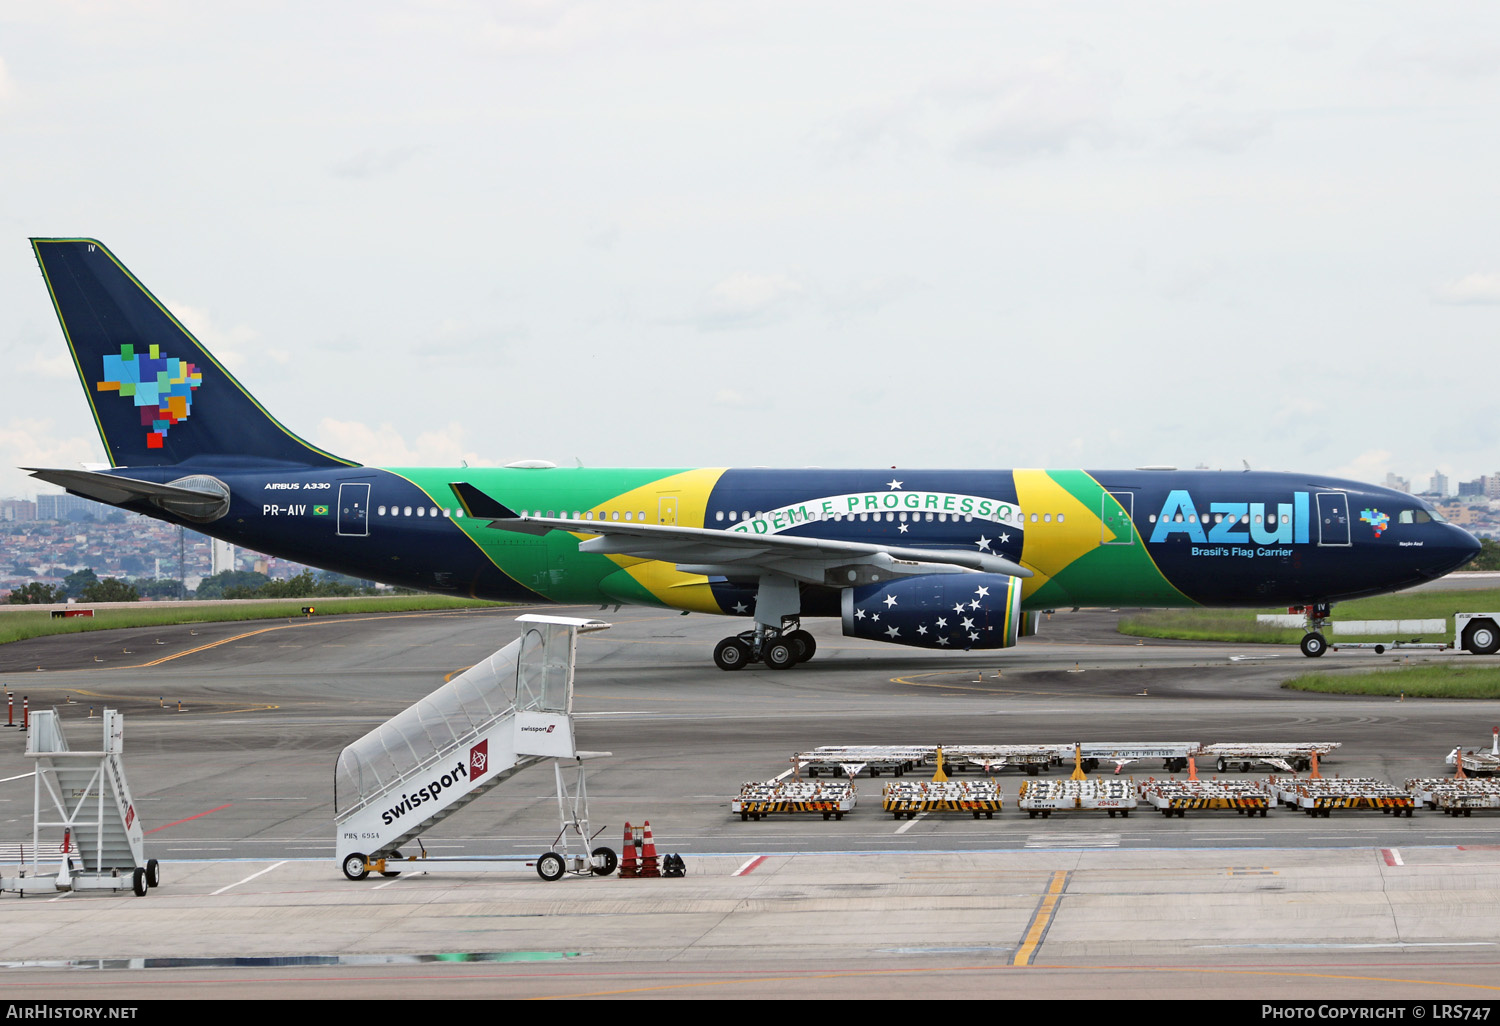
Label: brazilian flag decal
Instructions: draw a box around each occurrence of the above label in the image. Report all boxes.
[312,504,330,516]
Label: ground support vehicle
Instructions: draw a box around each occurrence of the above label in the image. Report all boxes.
[1446,729,1500,776]
[1199,742,1341,774]
[1074,742,1200,773]
[1017,779,1137,818]
[334,615,618,883]
[733,781,855,820]
[1268,777,1416,817]
[881,780,1002,819]
[1406,778,1500,815]
[0,709,156,897]
[1263,610,1500,656]
[796,746,931,778]
[942,745,1067,776]
[1137,779,1270,817]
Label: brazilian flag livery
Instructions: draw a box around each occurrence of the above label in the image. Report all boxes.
[24,238,1481,664]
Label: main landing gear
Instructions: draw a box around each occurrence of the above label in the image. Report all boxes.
[713,623,817,671]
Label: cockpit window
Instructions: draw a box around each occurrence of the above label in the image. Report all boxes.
[1399,509,1434,524]
[1428,507,1446,523]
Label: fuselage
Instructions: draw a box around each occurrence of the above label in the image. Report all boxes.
[108,463,1480,614]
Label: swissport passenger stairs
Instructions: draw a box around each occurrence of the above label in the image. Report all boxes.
[334,615,610,880]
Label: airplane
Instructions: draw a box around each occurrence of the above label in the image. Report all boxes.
[22,238,1484,669]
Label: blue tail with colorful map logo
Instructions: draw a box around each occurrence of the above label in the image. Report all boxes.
[31,238,353,470]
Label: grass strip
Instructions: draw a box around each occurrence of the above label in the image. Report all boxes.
[1283,664,1500,699]
[1117,587,1500,645]
[0,596,509,646]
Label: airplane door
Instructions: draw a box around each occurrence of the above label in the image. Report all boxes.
[1102,491,1134,544]
[658,495,678,525]
[338,483,370,537]
[1316,492,1350,546]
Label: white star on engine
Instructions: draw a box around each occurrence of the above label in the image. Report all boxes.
[975,585,990,598]
[968,631,980,642]
[975,535,992,551]
[935,617,948,628]
[885,626,900,638]
[961,617,975,630]
[936,636,950,646]
[887,479,903,490]
[883,594,898,608]
[916,624,928,635]
[969,599,981,610]
[953,602,967,615]
[732,602,748,614]
[871,613,880,622]
[854,608,866,620]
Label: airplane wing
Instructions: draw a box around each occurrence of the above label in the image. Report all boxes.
[450,482,1032,586]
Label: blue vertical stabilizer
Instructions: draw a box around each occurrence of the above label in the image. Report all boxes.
[31,238,354,469]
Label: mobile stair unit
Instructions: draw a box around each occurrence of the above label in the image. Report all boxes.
[334,615,616,882]
[0,708,156,897]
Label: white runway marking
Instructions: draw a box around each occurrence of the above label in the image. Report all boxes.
[895,813,927,834]
[212,859,288,895]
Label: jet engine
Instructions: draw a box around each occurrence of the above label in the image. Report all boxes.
[840,572,1035,650]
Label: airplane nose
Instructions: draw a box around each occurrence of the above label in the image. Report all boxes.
[1426,526,1483,577]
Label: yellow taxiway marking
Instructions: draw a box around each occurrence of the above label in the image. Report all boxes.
[60,688,279,717]
[1012,869,1069,966]
[890,670,1058,696]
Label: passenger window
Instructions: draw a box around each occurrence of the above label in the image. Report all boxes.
[417,507,425,517]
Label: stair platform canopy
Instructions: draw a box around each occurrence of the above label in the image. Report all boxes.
[334,615,610,866]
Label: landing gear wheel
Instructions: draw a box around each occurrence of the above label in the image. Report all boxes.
[591,846,618,876]
[787,629,817,663]
[132,867,147,896]
[342,853,369,881]
[713,637,752,671]
[1300,632,1328,658]
[763,638,797,670]
[380,850,403,878]
[1465,622,1500,656]
[145,859,160,888]
[536,852,566,882]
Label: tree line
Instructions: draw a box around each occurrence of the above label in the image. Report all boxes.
[6,568,396,605]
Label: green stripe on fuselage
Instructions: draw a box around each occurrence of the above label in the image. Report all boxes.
[388,466,694,605]
[1027,470,1193,609]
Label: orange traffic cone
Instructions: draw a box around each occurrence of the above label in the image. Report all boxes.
[1455,752,1468,780]
[640,820,661,878]
[619,821,640,878]
[1309,751,1322,780]
[1187,757,1198,781]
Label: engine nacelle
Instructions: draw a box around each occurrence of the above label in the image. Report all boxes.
[840,573,1028,650]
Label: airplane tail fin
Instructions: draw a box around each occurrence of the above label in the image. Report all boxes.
[30,238,354,469]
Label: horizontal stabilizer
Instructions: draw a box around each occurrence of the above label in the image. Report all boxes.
[26,467,223,506]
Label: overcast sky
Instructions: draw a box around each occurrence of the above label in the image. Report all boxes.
[3,1,1499,501]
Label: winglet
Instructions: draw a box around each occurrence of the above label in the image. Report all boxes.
[449,481,518,520]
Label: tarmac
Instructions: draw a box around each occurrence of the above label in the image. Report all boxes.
[1,598,1499,1000]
